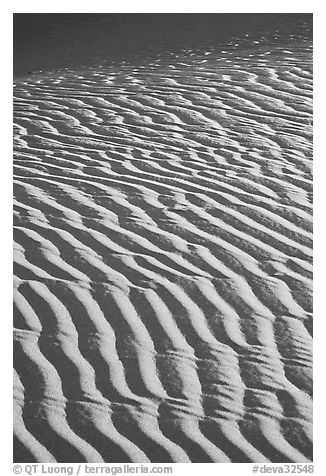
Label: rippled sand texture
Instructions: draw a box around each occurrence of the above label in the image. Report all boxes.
[13,30,313,463]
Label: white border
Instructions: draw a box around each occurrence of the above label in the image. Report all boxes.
[6,1,317,14]
[3,2,323,474]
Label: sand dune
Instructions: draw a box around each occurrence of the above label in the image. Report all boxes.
[13,30,312,463]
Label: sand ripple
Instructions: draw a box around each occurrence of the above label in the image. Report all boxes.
[13,38,312,463]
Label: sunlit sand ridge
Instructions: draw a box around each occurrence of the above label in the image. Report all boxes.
[13,20,312,463]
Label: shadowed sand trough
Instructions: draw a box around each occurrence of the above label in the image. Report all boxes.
[13,15,312,463]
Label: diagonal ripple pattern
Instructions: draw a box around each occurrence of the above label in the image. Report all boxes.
[13,26,313,463]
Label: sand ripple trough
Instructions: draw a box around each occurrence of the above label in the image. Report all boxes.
[13,29,312,462]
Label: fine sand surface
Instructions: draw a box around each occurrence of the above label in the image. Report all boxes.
[13,16,312,463]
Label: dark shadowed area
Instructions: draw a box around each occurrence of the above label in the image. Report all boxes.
[14,13,312,76]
